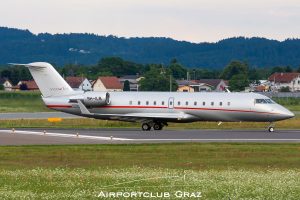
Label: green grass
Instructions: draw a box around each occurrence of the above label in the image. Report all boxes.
[273,97,300,111]
[0,144,299,199]
[0,91,50,112]
[0,168,299,199]
[0,143,299,170]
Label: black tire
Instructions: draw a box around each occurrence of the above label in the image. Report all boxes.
[268,127,274,132]
[153,123,163,130]
[142,123,151,131]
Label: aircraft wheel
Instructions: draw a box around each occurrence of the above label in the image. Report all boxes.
[142,123,151,131]
[268,127,274,132]
[153,123,163,131]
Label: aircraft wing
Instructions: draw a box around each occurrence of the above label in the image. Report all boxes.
[77,100,193,122]
[93,112,186,122]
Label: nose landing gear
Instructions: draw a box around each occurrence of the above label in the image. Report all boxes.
[267,122,275,132]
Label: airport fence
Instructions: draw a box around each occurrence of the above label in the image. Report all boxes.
[258,92,300,98]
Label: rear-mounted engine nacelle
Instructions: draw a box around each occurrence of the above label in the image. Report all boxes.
[69,92,110,107]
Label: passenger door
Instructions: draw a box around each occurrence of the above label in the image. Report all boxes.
[168,97,174,109]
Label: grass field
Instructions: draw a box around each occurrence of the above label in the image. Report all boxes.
[0,144,299,199]
[0,91,50,112]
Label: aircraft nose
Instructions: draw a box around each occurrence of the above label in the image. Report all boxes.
[281,109,295,119]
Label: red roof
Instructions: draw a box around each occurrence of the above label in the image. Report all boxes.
[65,76,85,88]
[19,80,39,90]
[95,76,123,89]
[268,73,300,83]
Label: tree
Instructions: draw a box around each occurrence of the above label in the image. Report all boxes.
[123,80,130,91]
[229,74,249,91]
[139,65,177,91]
[0,84,4,90]
[285,66,293,72]
[169,62,187,79]
[221,61,248,80]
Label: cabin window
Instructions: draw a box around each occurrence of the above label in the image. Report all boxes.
[211,102,214,106]
[194,101,197,106]
[203,102,205,106]
[227,102,230,106]
[170,101,173,106]
[178,101,181,106]
[186,101,188,106]
[219,102,222,106]
[146,101,149,105]
[162,101,165,105]
[129,101,132,105]
[154,101,156,105]
[138,101,141,105]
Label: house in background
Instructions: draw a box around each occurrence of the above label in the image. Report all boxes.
[0,78,13,91]
[268,73,300,92]
[197,79,228,92]
[176,80,213,92]
[177,85,195,92]
[65,76,92,91]
[93,76,123,92]
[119,75,144,91]
[16,80,39,91]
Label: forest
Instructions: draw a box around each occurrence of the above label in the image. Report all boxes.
[1,27,300,68]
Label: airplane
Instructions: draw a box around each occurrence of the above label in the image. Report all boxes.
[10,62,294,132]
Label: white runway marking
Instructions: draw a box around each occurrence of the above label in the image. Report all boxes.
[132,139,300,142]
[0,130,132,141]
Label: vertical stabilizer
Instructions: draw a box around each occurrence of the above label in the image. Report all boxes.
[10,62,75,97]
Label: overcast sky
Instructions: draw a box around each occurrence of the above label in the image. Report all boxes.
[0,0,299,43]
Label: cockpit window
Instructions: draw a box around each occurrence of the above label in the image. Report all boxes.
[255,99,274,104]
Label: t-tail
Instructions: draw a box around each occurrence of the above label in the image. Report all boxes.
[9,62,77,97]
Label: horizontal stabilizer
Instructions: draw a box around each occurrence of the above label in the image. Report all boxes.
[9,63,46,69]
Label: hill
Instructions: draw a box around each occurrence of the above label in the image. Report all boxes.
[1,27,300,68]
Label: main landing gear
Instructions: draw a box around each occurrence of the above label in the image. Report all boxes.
[141,122,166,131]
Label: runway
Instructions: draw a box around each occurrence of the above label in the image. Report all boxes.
[0,128,300,145]
[0,112,81,119]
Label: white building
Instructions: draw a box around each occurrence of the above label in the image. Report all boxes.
[65,77,92,91]
[93,76,123,92]
[268,73,300,92]
[0,78,13,91]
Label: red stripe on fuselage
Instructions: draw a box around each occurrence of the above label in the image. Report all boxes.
[46,105,278,115]
[99,105,168,109]
[173,107,278,115]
